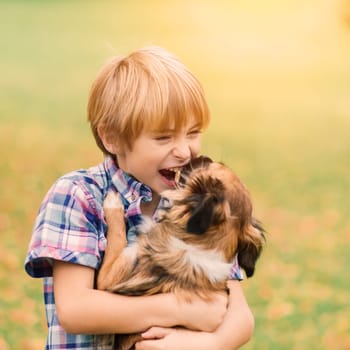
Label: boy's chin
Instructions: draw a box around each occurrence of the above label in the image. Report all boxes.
[157,176,177,191]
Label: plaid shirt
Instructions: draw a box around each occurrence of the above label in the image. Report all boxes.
[25,156,243,350]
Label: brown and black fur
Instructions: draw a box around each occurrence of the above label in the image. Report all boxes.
[96,156,265,350]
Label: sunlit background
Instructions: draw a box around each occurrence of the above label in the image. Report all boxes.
[1,0,350,349]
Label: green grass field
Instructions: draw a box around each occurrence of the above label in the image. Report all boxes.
[1,1,350,349]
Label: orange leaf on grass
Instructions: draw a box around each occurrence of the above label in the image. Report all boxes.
[0,337,10,350]
[267,301,295,320]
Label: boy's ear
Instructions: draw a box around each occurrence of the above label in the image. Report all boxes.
[98,126,123,155]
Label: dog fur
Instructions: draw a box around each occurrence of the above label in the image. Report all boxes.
[96,157,265,350]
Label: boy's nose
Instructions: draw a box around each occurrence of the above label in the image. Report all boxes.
[172,139,192,160]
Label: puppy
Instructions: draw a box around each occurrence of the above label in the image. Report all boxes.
[96,156,265,350]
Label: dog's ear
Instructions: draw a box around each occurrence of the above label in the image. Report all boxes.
[237,219,265,277]
[185,175,226,234]
[186,193,225,234]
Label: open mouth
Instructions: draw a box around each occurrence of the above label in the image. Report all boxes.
[159,156,213,187]
[159,167,182,185]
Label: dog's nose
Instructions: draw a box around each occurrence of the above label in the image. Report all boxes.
[179,156,213,185]
[188,155,213,170]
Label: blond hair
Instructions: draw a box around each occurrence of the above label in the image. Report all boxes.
[87,46,210,155]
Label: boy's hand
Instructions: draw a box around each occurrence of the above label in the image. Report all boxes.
[175,292,228,332]
[97,190,128,290]
[104,190,124,218]
[135,327,218,350]
[103,190,126,245]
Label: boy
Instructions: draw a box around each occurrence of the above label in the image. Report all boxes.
[25,46,254,349]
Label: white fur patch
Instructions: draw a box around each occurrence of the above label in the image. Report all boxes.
[121,243,138,261]
[137,217,156,234]
[104,191,123,209]
[169,237,232,283]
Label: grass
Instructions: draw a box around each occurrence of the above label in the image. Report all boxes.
[1,0,350,349]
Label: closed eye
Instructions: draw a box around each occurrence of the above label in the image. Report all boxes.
[187,127,202,137]
[154,136,172,142]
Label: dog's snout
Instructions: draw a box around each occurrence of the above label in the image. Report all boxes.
[185,156,212,172]
[180,156,213,183]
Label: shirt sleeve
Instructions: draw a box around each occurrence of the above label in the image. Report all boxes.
[25,177,107,278]
[229,254,244,281]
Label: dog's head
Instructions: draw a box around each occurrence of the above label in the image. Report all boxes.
[161,156,265,278]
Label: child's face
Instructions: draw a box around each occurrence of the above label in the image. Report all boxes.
[117,119,202,196]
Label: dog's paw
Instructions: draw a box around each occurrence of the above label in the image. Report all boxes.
[103,191,123,210]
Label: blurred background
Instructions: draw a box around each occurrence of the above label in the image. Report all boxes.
[1,0,350,349]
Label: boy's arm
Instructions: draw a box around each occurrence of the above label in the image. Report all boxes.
[212,279,255,349]
[53,260,227,335]
[137,280,254,350]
